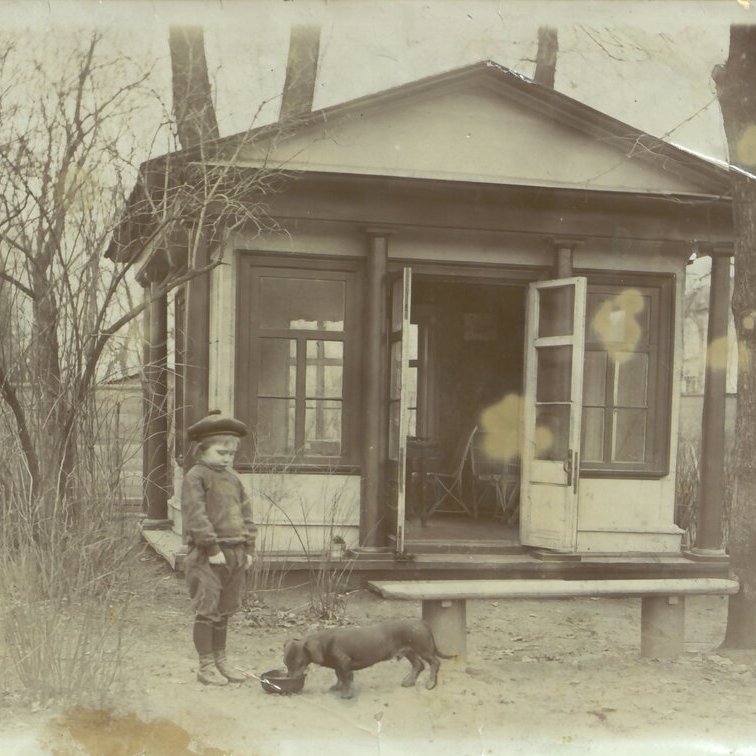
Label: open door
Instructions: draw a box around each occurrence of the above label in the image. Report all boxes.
[387,267,412,555]
[520,277,587,551]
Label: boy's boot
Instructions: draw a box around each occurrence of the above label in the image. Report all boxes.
[213,618,249,683]
[194,617,228,686]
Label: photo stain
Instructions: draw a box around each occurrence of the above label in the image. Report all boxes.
[590,288,645,364]
[50,707,229,756]
[736,123,756,168]
[706,335,729,371]
[478,393,523,461]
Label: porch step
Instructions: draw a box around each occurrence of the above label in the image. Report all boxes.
[388,537,526,555]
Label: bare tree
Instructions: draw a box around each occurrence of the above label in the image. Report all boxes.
[713,25,756,648]
[0,28,287,701]
[0,30,282,525]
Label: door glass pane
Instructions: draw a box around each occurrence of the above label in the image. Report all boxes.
[305,400,342,456]
[305,340,343,398]
[536,346,572,402]
[538,285,574,337]
[588,289,649,348]
[408,323,419,361]
[534,405,570,461]
[582,407,605,462]
[616,352,648,407]
[391,277,404,332]
[389,341,402,400]
[258,339,296,396]
[388,401,400,460]
[257,398,296,455]
[584,350,607,406]
[613,409,647,462]
[406,365,418,411]
[260,276,345,331]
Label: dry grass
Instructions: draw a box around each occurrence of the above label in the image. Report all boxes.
[0,407,145,706]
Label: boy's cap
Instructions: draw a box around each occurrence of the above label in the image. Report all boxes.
[187,409,248,440]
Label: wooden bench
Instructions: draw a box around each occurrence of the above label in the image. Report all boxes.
[367,578,740,660]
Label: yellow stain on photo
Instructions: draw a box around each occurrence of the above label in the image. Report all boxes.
[736,123,756,168]
[478,393,523,462]
[590,288,645,364]
[706,336,729,371]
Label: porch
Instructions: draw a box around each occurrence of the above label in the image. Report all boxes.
[141,522,730,582]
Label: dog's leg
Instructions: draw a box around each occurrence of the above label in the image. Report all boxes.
[401,650,424,687]
[335,665,354,699]
[424,655,440,689]
[329,672,344,693]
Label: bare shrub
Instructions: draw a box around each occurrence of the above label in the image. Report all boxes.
[242,456,357,624]
[675,441,699,550]
[0,397,143,705]
[675,439,733,551]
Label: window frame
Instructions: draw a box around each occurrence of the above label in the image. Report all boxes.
[174,287,186,463]
[579,272,674,479]
[235,252,362,472]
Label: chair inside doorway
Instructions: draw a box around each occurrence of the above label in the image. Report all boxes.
[403,277,525,541]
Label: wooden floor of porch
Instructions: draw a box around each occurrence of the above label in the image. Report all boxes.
[141,517,730,583]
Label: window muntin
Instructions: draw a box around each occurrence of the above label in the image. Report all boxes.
[580,283,668,474]
[238,259,358,466]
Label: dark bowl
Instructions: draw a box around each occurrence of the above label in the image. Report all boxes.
[260,668,306,695]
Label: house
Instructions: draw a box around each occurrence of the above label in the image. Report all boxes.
[110,61,734,575]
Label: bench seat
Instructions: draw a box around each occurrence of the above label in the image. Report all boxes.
[367,578,739,659]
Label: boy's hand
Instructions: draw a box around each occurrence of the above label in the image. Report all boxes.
[246,554,254,569]
[208,551,227,565]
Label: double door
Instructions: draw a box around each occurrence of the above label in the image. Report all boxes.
[387,268,588,555]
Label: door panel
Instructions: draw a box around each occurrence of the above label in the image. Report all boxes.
[520,277,587,551]
[387,267,412,554]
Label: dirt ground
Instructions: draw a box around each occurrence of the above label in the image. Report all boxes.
[3,552,756,756]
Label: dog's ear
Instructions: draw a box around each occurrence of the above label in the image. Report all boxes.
[283,639,300,663]
[304,638,324,665]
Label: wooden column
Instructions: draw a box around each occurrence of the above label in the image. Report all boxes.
[553,238,579,277]
[141,286,151,516]
[693,245,733,556]
[360,230,390,548]
[143,277,171,528]
[182,234,211,469]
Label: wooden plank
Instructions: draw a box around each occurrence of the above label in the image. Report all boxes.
[367,578,739,601]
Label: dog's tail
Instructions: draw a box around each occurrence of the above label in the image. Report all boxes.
[435,647,457,660]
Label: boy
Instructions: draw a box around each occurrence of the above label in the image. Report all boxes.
[182,410,256,686]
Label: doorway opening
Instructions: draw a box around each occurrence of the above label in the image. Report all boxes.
[402,276,526,546]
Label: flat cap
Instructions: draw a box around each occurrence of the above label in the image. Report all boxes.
[187,409,248,440]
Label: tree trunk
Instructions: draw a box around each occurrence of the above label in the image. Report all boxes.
[534,27,558,88]
[279,25,321,121]
[168,26,219,149]
[714,25,756,647]
[722,176,756,646]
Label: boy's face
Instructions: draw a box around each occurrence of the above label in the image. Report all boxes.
[200,439,239,470]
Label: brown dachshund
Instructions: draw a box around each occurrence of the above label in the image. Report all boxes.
[283,619,454,699]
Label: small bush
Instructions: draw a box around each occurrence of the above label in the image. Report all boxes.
[0,405,142,705]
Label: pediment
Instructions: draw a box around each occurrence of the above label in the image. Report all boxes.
[229,63,726,196]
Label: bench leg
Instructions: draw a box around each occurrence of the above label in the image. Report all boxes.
[422,599,466,659]
[641,595,685,658]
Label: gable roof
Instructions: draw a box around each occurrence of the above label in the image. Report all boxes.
[222,60,731,194]
[108,60,732,260]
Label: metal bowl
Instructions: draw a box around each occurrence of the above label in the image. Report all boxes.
[260,668,306,695]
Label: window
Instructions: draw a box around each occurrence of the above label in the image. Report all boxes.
[580,278,672,476]
[236,256,360,467]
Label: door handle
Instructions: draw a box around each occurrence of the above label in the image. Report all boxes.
[563,449,573,487]
[563,449,579,492]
